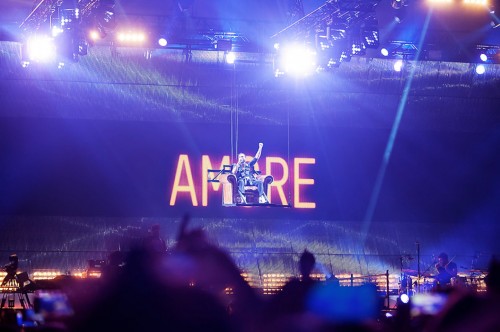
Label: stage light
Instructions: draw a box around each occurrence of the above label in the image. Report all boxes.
[215,39,232,52]
[351,43,365,55]
[426,0,453,5]
[394,59,404,72]
[279,44,318,76]
[274,43,280,50]
[226,52,236,64]
[158,38,168,47]
[102,10,115,25]
[362,29,380,48]
[381,48,389,56]
[476,46,499,63]
[400,293,410,304]
[132,33,146,42]
[26,35,57,62]
[476,64,486,74]
[116,31,147,44]
[93,1,116,39]
[463,0,488,5]
[51,26,63,37]
[77,39,88,56]
[32,270,62,280]
[89,30,100,41]
[391,0,405,10]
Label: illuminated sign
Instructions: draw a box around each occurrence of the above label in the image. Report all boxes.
[169,154,316,208]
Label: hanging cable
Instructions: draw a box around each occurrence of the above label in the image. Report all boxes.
[235,63,239,159]
[287,85,292,206]
[230,63,235,163]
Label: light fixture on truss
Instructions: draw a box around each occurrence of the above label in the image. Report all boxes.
[20,0,116,64]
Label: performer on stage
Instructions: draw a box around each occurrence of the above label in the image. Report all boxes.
[232,143,269,204]
[435,252,457,286]
[143,224,167,254]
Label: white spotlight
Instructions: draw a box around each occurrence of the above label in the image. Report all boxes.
[280,44,317,76]
[226,52,236,64]
[117,31,146,44]
[26,35,57,62]
[392,0,405,9]
[427,0,453,4]
[400,293,410,304]
[89,30,100,41]
[479,53,487,62]
[476,64,486,74]
[136,33,146,42]
[381,48,389,57]
[51,26,63,37]
[393,59,404,72]
[158,38,168,47]
[463,0,487,5]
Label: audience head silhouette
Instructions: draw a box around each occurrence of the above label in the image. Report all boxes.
[299,250,315,279]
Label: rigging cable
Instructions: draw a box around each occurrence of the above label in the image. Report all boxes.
[230,63,235,162]
[235,64,239,159]
[287,87,292,206]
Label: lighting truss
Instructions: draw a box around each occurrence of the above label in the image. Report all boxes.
[475,44,500,63]
[20,0,64,32]
[20,0,104,32]
[285,0,306,25]
[272,0,381,42]
[377,41,500,64]
[271,0,381,68]
[381,41,419,59]
[164,31,252,52]
[19,0,116,63]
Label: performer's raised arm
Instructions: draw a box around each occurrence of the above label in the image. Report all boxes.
[254,143,263,160]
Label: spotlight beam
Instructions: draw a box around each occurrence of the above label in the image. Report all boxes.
[361,10,434,246]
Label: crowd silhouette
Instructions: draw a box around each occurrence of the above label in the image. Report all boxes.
[1,215,500,332]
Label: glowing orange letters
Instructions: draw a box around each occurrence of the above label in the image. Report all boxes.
[169,154,315,208]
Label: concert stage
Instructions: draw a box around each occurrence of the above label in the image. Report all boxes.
[1,0,499,330]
